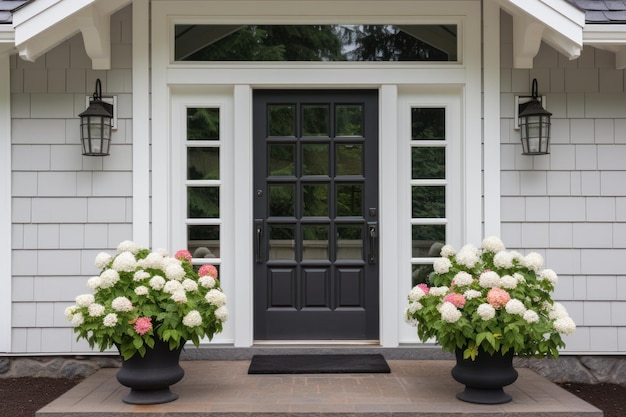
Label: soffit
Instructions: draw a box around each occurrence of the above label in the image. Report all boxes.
[496,0,585,68]
[12,0,129,69]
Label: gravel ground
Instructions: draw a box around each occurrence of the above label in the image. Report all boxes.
[0,377,624,417]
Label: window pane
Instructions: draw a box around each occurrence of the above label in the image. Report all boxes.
[411,108,445,140]
[412,147,445,179]
[412,225,445,258]
[337,224,363,260]
[336,184,363,216]
[188,225,220,258]
[269,184,295,217]
[188,148,219,180]
[302,144,329,175]
[412,264,433,287]
[187,108,219,140]
[336,144,363,175]
[336,105,363,136]
[412,186,445,218]
[269,224,295,260]
[302,225,329,260]
[268,104,295,136]
[188,187,219,218]
[302,104,329,136]
[302,184,329,217]
[175,25,457,62]
[269,144,295,176]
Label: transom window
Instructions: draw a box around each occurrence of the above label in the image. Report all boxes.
[186,107,221,264]
[410,107,447,287]
[175,24,457,62]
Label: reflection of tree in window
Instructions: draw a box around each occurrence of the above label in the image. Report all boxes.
[187,108,219,140]
[412,186,445,218]
[411,147,444,179]
[179,25,452,61]
[268,105,295,136]
[187,188,219,218]
[411,108,445,139]
[269,185,295,217]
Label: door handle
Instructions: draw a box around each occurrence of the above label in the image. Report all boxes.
[367,221,377,264]
[255,219,264,263]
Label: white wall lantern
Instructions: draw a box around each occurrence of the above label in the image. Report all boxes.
[517,78,552,155]
[79,79,114,156]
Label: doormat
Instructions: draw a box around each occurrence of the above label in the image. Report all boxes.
[247,354,391,374]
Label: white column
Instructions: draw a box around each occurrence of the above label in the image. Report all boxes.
[483,0,502,238]
[0,52,12,352]
[132,0,151,246]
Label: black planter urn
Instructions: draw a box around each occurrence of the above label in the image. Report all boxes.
[116,339,185,404]
[451,348,518,404]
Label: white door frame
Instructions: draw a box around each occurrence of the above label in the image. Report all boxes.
[151,1,482,347]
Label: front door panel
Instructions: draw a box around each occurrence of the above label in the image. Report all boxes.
[253,90,379,340]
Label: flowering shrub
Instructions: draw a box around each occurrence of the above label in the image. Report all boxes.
[65,241,228,359]
[405,237,575,360]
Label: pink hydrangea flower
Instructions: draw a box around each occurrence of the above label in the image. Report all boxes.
[133,317,152,335]
[444,293,466,308]
[487,288,511,308]
[199,264,218,279]
[175,250,192,261]
[416,283,429,295]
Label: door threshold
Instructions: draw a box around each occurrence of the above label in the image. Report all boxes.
[253,340,380,346]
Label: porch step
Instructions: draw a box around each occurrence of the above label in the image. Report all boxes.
[36,360,602,417]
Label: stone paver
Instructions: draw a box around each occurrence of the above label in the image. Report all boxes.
[36,360,603,416]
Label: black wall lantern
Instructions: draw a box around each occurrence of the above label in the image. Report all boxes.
[79,79,113,156]
[518,78,552,155]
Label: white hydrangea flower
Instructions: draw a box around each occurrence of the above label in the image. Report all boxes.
[162,256,182,270]
[407,301,423,314]
[481,236,505,253]
[439,302,462,323]
[548,302,570,320]
[522,252,544,272]
[64,305,77,320]
[88,303,105,317]
[477,303,496,320]
[429,286,449,297]
[99,269,120,289]
[404,309,418,327]
[479,271,500,288]
[182,310,202,327]
[463,289,482,300]
[171,290,188,303]
[133,270,150,281]
[165,263,186,281]
[453,271,473,287]
[163,280,183,294]
[215,306,229,322]
[94,252,112,270]
[112,252,137,272]
[408,285,426,302]
[149,275,166,290]
[205,289,227,307]
[493,251,514,269]
[182,279,198,292]
[523,310,539,323]
[500,275,518,289]
[539,269,558,285]
[198,275,216,289]
[117,240,140,254]
[111,296,133,312]
[513,273,526,284]
[155,248,169,257]
[86,276,102,291]
[141,253,165,270]
[71,312,84,327]
[440,244,456,257]
[433,257,452,274]
[456,245,480,268]
[75,294,95,307]
[134,286,149,296]
[103,313,118,327]
[553,316,576,335]
[505,299,526,315]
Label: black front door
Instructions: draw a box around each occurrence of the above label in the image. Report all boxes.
[253,89,379,340]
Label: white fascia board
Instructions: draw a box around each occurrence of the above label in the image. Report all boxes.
[0,26,15,56]
[13,0,95,44]
[584,25,626,47]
